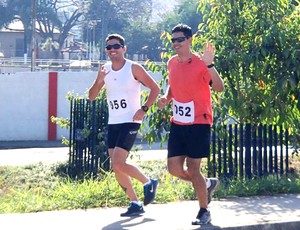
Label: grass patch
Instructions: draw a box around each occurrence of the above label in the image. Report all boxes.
[0,156,299,214]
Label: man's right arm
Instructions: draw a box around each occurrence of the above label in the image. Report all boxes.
[164,85,173,102]
[158,85,172,109]
[88,65,109,100]
[88,79,104,101]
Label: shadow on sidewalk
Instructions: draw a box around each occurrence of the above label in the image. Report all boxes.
[102,216,156,230]
[0,140,65,149]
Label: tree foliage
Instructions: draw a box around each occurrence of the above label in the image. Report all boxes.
[36,0,88,58]
[143,0,300,146]
[0,0,34,54]
[0,0,88,57]
[84,0,153,59]
[197,0,300,127]
[157,0,203,37]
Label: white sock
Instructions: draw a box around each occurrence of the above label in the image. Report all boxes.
[206,178,211,188]
[131,201,141,206]
[143,179,151,186]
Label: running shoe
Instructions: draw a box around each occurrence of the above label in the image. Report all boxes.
[192,210,212,225]
[120,202,145,217]
[143,178,158,206]
[207,177,220,204]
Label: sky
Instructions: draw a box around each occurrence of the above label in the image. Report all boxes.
[151,0,179,22]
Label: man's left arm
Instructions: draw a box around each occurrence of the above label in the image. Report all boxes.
[199,42,224,92]
[207,66,224,92]
[133,64,160,107]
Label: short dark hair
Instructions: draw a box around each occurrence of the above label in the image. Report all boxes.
[105,34,125,46]
[171,24,192,38]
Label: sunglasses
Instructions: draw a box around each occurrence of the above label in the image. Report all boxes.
[171,37,187,43]
[105,44,124,50]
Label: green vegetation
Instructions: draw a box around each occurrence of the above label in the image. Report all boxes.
[1,0,299,215]
[0,155,299,214]
[144,0,300,148]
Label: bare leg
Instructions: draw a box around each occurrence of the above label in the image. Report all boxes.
[109,147,149,201]
[168,156,207,208]
[186,157,208,208]
[167,156,190,180]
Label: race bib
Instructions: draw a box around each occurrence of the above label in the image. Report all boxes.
[108,93,130,115]
[172,99,195,123]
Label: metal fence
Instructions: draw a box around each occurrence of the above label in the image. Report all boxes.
[69,99,291,180]
[0,58,161,73]
[209,124,290,179]
[68,98,109,178]
[0,58,99,73]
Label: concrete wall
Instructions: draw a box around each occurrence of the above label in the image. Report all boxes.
[0,71,96,141]
[0,71,163,141]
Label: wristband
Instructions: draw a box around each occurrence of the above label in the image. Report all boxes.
[207,63,214,68]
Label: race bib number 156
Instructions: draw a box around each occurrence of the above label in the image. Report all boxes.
[108,93,130,115]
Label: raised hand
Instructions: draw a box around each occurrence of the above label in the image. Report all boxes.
[198,42,215,65]
[96,64,110,82]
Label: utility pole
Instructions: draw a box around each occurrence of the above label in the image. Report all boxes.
[89,19,101,62]
[31,0,36,72]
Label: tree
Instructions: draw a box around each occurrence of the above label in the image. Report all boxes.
[84,0,153,60]
[0,0,89,58]
[36,0,89,58]
[196,0,300,128]
[0,0,15,27]
[0,0,34,56]
[143,0,300,146]
[157,0,203,35]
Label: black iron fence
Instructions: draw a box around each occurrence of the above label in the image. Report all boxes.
[68,98,109,178]
[209,124,290,179]
[69,99,291,179]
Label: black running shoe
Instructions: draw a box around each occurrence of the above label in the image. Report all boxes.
[120,202,145,217]
[207,178,220,204]
[192,210,212,225]
[143,178,158,206]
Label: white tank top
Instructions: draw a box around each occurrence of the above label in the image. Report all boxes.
[103,59,141,124]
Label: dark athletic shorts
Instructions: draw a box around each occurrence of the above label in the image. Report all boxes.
[168,123,211,159]
[107,123,140,152]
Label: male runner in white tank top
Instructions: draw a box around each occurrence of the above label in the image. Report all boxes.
[89,34,160,217]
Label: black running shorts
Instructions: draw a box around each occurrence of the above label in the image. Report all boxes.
[107,123,140,152]
[168,123,211,159]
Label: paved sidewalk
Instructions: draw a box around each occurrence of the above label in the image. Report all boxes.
[0,195,299,230]
[0,143,167,166]
[0,141,299,229]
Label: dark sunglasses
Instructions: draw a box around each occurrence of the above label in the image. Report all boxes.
[171,37,187,43]
[105,44,124,50]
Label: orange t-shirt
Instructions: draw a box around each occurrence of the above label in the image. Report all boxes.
[167,54,213,125]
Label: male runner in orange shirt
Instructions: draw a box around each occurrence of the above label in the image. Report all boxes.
[158,23,224,225]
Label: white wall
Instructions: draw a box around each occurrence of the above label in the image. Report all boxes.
[0,71,163,141]
[0,71,96,141]
[56,71,97,140]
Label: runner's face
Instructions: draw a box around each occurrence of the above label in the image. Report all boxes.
[105,39,125,59]
[171,32,190,53]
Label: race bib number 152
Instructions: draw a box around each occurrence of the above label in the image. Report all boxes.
[172,99,195,123]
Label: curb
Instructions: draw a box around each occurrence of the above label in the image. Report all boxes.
[221,221,300,230]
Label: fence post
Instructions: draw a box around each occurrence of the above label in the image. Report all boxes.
[245,124,252,179]
[257,124,263,176]
[285,128,289,176]
[274,125,278,176]
[252,125,257,177]
[228,124,234,178]
[268,126,273,174]
[239,124,244,178]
